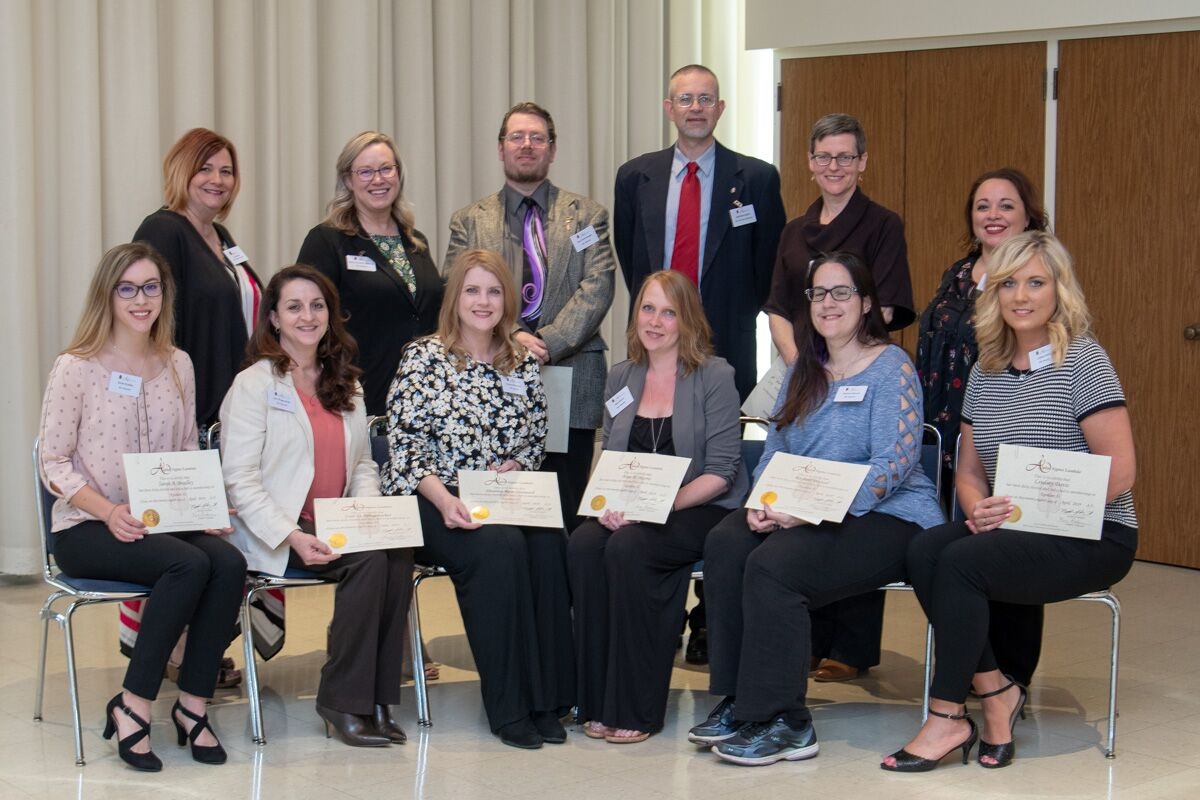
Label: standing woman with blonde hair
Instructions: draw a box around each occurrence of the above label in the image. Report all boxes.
[39,243,246,771]
[883,231,1137,772]
[298,131,443,416]
[384,249,573,749]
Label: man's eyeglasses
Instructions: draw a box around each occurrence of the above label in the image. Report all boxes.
[672,94,718,109]
[503,132,551,148]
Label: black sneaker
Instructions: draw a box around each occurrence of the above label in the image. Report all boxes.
[713,717,819,766]
[687,697,739,744]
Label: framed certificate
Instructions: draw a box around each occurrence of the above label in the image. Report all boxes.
[457,470,564,528]
[577,451,691,525]
[123,450,232,533]
[992,444,1110,540]
[745,453,870,525]
[314,496,424,553]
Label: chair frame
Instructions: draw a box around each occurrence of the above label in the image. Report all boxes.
[31,439,153,767]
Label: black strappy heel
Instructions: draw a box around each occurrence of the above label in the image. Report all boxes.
[881,707,978,772]
[171,700,228,764]
[102,693,162,772]
[976,677,1028,768]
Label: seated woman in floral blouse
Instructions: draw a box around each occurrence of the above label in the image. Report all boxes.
[382,249,573,750]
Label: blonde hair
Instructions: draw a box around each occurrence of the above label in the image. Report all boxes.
[975,231,1092,372]
[162,128,240,220]
[434,250,524,374]
[625,270,713,374]
[323,131,424,251]
[65,242,177,359]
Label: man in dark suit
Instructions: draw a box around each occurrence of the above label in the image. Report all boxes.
[613,64,786,401]
[446,102,615,531]
[613,65,786,664]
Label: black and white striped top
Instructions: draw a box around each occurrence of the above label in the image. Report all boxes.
[963,337,1137,531]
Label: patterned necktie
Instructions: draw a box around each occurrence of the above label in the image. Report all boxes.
[671,162,700,285]
[521,197,547,327]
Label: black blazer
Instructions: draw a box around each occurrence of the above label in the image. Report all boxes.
[297,223,443,416]
[613,142,786,400]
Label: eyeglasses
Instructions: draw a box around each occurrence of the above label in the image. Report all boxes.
[672,93,718,109]
[805,285,859,302]
[114,281,163,300]
[503,132,552,148]
[810,153,860,167]
[352,164,397,182]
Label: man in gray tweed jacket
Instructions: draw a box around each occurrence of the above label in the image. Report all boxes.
[445,101,615,529]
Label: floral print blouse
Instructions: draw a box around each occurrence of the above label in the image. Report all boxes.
[915,256,979,470]
[382,336,547,495]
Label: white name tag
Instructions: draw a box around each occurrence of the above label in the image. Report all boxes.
[500,374,525,395]
[729,204,758,227]
[267,387,297,412]
[223,245,248,265]
[605,386,635,417]
[108,371,142,397]
[1028,344,1054,371]
[570,225,599,252]
[346,255,377,272]
[834,385,868,402]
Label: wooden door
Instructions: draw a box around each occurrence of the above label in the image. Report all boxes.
[1057,32,1200,568]
[780,44,1045,353]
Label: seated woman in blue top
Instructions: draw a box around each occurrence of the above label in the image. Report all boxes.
[881,231,1137,772]
[569,270,747,744]
[690,251,943,766]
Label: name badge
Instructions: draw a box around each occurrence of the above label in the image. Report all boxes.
[570,225,599,252]
[346,255,377,272]
[267,387,297,412]
[500,375,525,395]
[605,386,634,417]
[834,385,868,402]
[1028,344,1054,371]
[223,245,249,265]
[729,204,758,227]
[108,371,142,397]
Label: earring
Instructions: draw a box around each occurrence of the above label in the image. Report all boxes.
[273,326,280,335]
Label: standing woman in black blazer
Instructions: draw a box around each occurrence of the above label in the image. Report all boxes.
[298,131,444,416]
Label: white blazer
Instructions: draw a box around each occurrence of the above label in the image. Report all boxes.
[219,359,380,575]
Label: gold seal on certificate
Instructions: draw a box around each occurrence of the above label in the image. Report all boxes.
[745,453,870,524]
[992,444,1110,540]
[314,496,423,553]
[457,471,564,528]
[577,451,692,525]
[123,451,231,534]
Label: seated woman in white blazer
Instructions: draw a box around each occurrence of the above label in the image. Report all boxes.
[220,264,413,748]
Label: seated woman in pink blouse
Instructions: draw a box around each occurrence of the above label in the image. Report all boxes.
[39,243,246,772]
[220,265,413,748]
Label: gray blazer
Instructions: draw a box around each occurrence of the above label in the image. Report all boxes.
[603,356,748,510]
[445,182,616,429]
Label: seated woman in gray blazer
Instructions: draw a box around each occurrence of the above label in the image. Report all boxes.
[569,269,748,744]
[220,265,413,748]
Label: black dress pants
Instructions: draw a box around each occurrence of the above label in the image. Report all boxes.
[53,521,246,700]
[288,546,414,715]
[907,521,1135,702]
[415,494,574,731]
[705,509,919,725]
[568,505,726,732]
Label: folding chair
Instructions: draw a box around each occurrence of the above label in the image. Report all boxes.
[31,439,153,766]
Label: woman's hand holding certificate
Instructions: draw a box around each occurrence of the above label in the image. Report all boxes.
[123,451,231,534]
[745,453,870,525]
[578,451,691,525]
[457,470,564,528]
[314,497,424,553]
[991,444,1110,540]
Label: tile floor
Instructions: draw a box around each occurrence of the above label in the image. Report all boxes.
[1,559,1197,799]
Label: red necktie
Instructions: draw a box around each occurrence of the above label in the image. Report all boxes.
[671,162,700,285]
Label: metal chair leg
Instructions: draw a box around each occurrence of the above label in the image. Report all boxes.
[61,603,86,766]
[410,572,433,727]
[921,623,933,722]
[33,591,65,722]
[1102,593,1121,758]
[242,586,266,745]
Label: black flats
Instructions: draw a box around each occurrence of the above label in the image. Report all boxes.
[102,694,162,772]
[171,700,227,764]
[881,707,979,772]
[976,678,1028,768]
[316,703,391,747]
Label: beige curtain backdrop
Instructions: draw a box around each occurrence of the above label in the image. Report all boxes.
[1,0,768,575]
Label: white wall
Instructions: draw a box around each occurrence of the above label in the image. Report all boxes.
[745,0,1200,50]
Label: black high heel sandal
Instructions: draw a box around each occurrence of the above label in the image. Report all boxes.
[171,700,228,764]
[976,677,1028,769]
[881,707,978,773]
[102,693,162,772]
